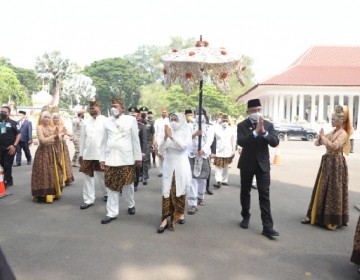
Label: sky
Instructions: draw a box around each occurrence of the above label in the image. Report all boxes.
[1,0,360,82]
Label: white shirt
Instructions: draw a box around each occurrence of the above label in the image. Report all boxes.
[79,115,107,160]
[99,114,142,166]
[154,117,170,145]
[214,123,236,157]
[188,121,215,158]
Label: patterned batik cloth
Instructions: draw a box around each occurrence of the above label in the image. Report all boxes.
[213,156,233,168]
[104,165,135,192]
[306,153,349,226]
[162,173,186,229]
[80,160,103,177]
[351,216,360,265]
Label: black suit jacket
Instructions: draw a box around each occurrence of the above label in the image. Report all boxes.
[237,119,279,172]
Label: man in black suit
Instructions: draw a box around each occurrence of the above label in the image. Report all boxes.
[237,99,279,238]
[14,110,32,166]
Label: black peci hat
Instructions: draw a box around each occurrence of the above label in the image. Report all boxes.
[247,99,261,109]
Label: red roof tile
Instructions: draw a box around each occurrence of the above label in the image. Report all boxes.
[261,46,360,86]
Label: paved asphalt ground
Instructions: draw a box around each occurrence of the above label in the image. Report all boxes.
[1,140,360,280]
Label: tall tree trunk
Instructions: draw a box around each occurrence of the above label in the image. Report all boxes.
[51,80,59,106]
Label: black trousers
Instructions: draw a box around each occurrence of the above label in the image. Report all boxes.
[0,146,15,185]
[15,141,32,164]
[240,164,273,228]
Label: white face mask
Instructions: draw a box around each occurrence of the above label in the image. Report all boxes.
[221,122,228,128]
[249,112,262,122]
[195,115,206,123]
[170,121,181,131]
[110,107,120,117]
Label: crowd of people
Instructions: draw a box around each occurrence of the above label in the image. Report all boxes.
[2,97,360,273]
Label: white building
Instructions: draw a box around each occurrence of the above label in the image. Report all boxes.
[237,46,360,130]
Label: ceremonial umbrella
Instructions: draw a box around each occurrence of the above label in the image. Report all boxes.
[161,36,245,150]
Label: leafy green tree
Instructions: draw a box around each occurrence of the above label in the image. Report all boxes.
[83,58,143,112]
[0,66,30,105]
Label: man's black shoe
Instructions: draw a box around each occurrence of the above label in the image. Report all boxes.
[240,218,250,229]
[27,161,32,165]
[102,196,108,202]
[262,227,279,237]
[143,179,148,185]
[158,173,162,177]
[206,187,214,195]
[80,203,93,210]
[128,207,136,215]
[101,216,117,224]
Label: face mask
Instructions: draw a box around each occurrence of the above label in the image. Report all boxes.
[170,121,181,131]
[249,112,262,122]
[0,112,7,120]
[110,107,120,117]
[221,122,228,128]
[186,116,193,122]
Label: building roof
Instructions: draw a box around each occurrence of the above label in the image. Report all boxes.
[261,46,360,86]
[237,46,360,101]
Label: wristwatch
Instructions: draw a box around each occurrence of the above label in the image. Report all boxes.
[13,144,17,147]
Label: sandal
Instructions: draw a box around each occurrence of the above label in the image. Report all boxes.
[301,218,310,224]
[187,206,198,215]
[197,198,206,206]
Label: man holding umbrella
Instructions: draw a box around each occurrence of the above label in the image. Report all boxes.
[187,107,215,214]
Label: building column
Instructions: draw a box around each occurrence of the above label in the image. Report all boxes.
[269,95,274,118]
[310,94,316,126]
[299,94,304,121]
[286,96,291,122]
[329,95,335,123]
[273,95,279,122]
[318,94,324,122]
[348,95,354,126]
[339,95,344,105]
[279,95,285,121]
[291,95,297,122]
[356,96,360,130]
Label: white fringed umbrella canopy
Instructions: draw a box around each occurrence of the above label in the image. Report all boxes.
[161,36,245,150]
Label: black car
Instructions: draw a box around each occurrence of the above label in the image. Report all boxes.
[273,123,318,141]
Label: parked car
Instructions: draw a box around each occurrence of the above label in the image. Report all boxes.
[273,123,318,141]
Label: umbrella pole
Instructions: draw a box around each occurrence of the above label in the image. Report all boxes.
[198,79,203,151]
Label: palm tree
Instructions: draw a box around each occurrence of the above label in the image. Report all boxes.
[62,74,96,105]
[35,51,70,106]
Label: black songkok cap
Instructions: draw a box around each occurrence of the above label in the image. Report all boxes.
[247,99,261,109]
[185,109,193,115]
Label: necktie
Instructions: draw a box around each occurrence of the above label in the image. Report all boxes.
[253,122,257,129]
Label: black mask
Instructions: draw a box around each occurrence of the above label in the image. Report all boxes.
[0,112,7,120]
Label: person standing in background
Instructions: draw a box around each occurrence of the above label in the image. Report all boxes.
[213,114,236,189]
[153,108,170,177]
[13,110,32,167]
[72,110,84,167]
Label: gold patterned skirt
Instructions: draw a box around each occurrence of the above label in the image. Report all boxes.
[162,173,186,228]
[351,216,360,265]
[105,165,135,192]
